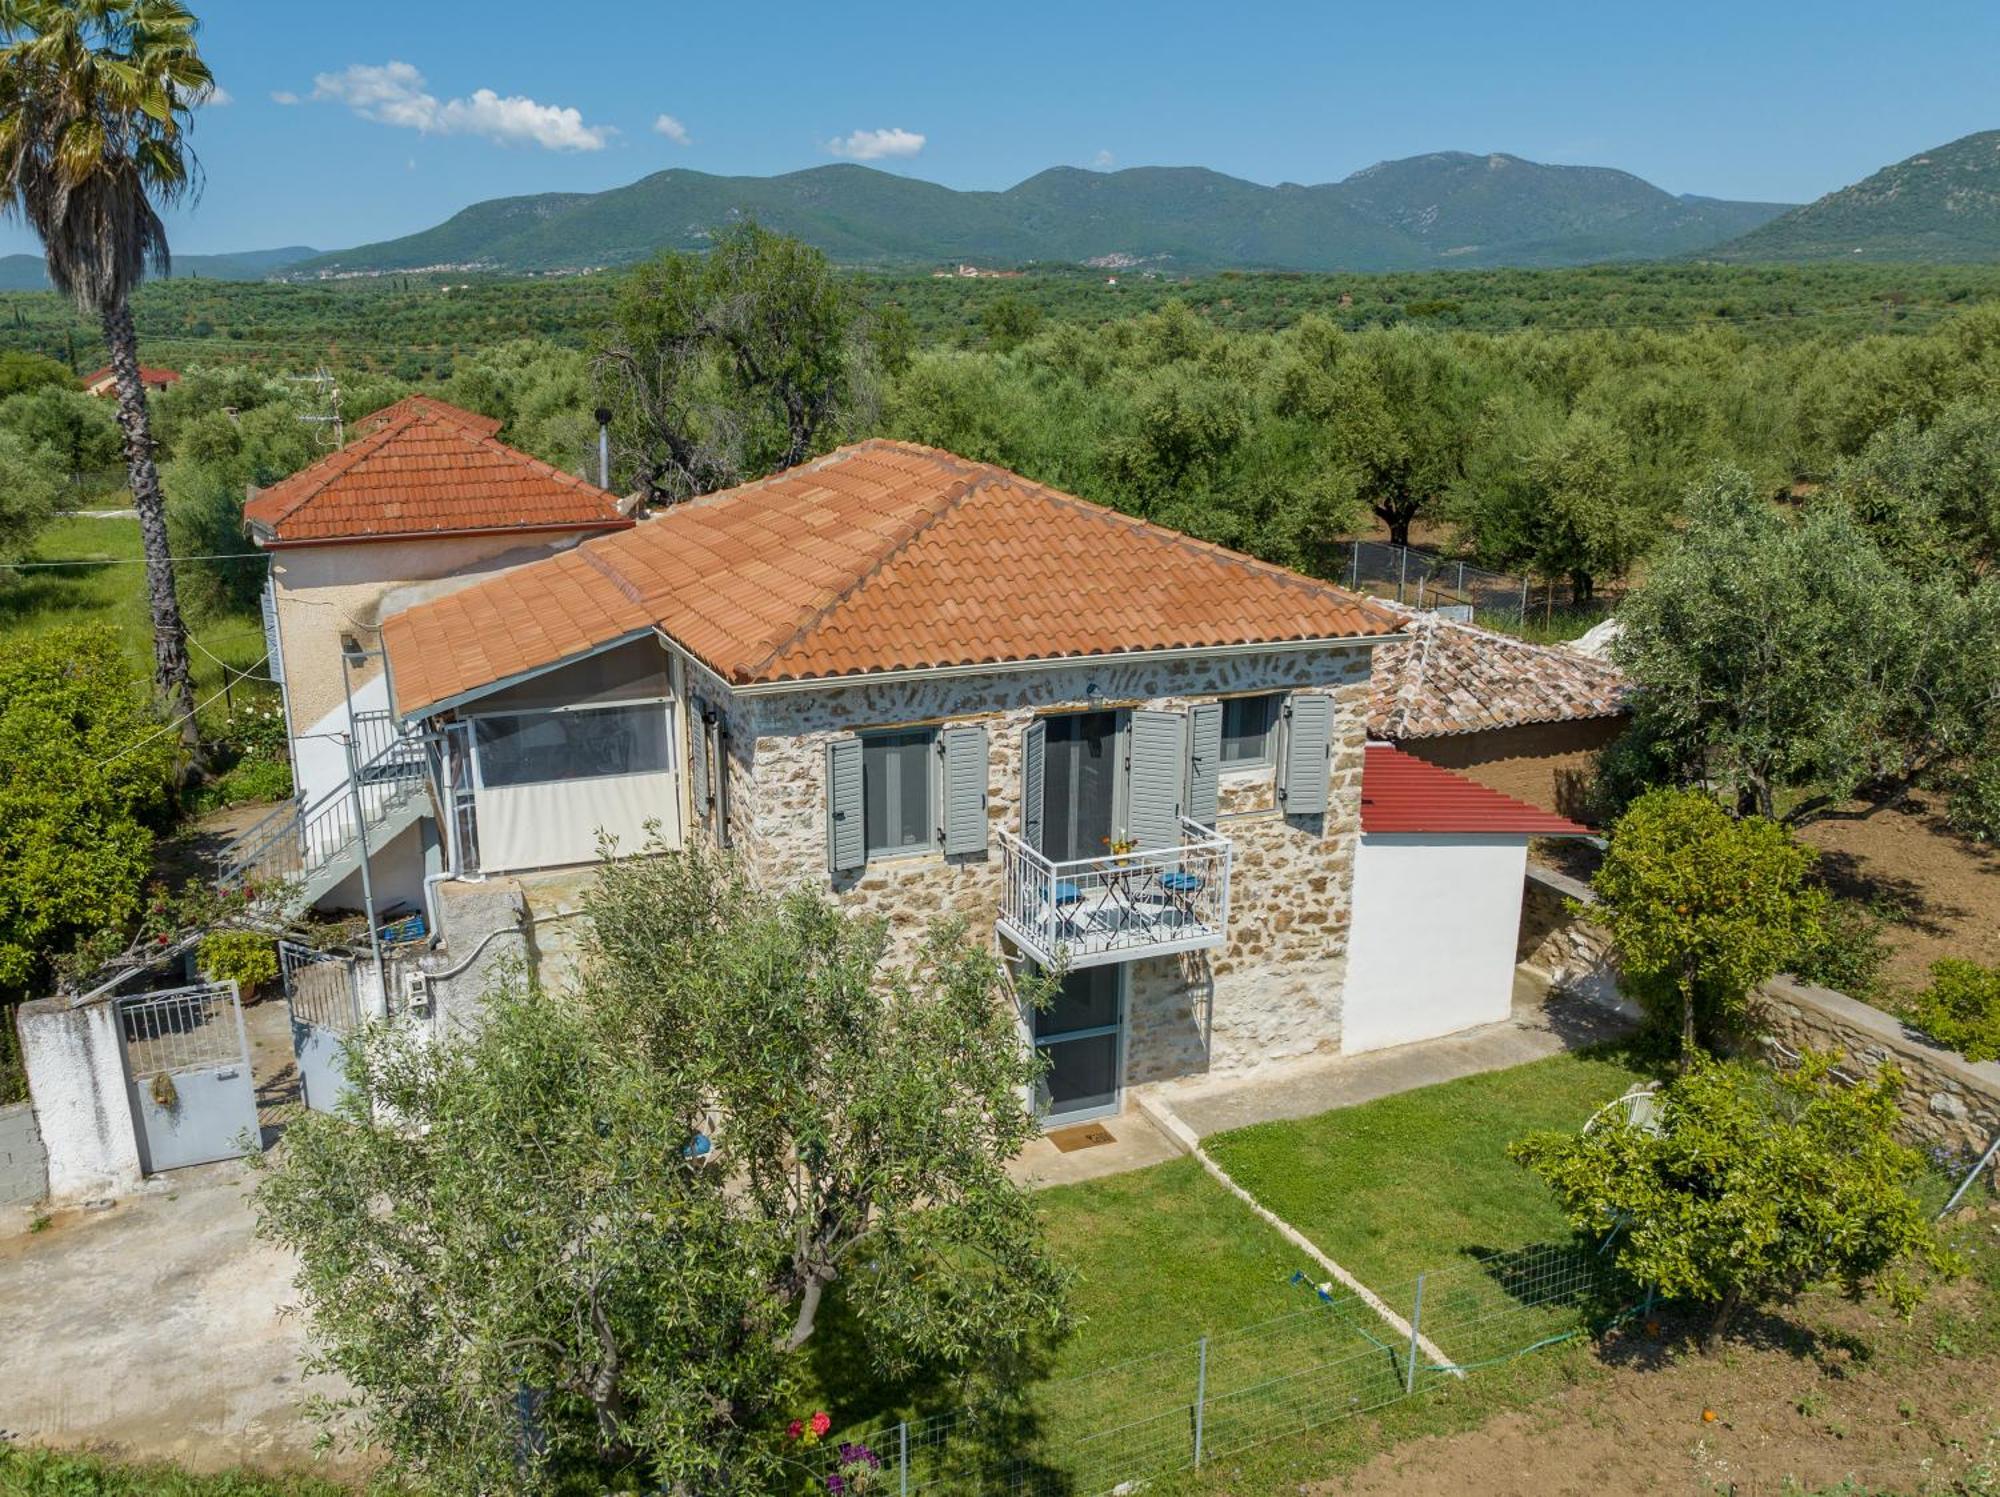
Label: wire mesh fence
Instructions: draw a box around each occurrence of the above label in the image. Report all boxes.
[1336,540,1533,625]
[812,1238,1639,1495]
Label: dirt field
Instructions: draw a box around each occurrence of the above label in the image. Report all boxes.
[1798,791,2000,989]
[1324,1270,2000,1496]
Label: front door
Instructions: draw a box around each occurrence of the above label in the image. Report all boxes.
[1042,710,1118,862]
[1034,964,1125,1124]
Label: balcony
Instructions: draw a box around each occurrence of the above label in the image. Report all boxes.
[997,819,1233,970]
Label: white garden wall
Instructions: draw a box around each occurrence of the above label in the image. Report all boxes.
[1343,832,1528,1055]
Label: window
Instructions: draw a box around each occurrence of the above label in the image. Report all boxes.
[474,702,672,789]
[1220,694,1281,766]
[863,729,936,856]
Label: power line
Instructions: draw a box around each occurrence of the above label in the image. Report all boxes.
[5,550,268,568]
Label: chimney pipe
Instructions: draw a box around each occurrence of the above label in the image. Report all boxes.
[594,406,613,491]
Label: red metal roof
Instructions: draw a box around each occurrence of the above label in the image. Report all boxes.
[1361,744,1592,837]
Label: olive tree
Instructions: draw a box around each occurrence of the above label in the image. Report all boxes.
[255,843,1070,1493]
[1592,788,1826,1062]
[595,222,865,502]
[1512,1053,1956,1353]
[1611,468,2000,826]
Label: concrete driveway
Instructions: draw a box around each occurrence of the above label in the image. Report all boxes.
[0,1159,348,1476]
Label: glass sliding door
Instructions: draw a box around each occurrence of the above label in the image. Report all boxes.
[1042,710,1118,862]
[1033,964,1125,1124]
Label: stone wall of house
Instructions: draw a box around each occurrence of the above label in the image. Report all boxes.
[1756,977,2000,1162]
[718,647,1373,1082]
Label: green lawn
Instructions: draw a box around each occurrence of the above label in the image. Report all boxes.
[2,514,271,721]
[1203,1047,1656,1290]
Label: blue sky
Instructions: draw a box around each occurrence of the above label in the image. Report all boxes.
[6,0,1998,256]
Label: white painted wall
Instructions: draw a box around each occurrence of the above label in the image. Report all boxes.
[293,671,389,811]
[1342,833,1529,1055]
[15,998,143,1203]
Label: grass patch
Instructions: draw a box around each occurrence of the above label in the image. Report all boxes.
[1203,1047,1656,1289]
[1,514,270,720]
[0,1445,351,1497]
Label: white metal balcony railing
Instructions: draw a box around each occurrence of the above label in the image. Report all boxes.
[997,817,1232,970]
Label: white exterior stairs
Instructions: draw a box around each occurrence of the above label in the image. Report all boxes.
[216,713,429,911]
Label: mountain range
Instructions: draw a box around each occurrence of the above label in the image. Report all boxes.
[280,154,1794,278]
[6,133,2000,287]
[1712,130,2000,263]
[0,245,317,293]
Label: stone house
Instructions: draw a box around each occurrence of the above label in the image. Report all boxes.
[371,440,1589,1123]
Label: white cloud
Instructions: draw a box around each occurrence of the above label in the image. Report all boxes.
[653,113,691,146]
[1093,149,1115,168]
[310,61,611,152]
[201,85,234,107]
[269,89,299,105]
[826,126,925,161]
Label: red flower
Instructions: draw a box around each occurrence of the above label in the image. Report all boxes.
[787,1419,803,1441]
[810,1411,831,1438]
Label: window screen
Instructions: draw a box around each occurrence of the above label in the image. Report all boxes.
[863,729,935,856]
[1221,694,1281,765]
[475,702,671,789]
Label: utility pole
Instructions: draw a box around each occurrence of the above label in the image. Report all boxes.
[290,365,344,448]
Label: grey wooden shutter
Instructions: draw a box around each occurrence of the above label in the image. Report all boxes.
[1021,718,1046,852]
[1278,693,1333,816]
[939,724,989,857]
[259,580,284,685]
[688,700,711,834]
[1186,701,1222,828]
[1127,709,1188,849]
[825,736,865,873]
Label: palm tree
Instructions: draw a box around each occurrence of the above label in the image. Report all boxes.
[0,0,213,751]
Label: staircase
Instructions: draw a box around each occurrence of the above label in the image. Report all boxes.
[218,712,430,910]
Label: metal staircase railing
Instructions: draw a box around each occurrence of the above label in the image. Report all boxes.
[217,711,428,894]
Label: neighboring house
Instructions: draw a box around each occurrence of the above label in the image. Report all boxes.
[237,396,633,915]
[1367,606,1628,818]
[366,439,1589,1124]
[83,363,179,396]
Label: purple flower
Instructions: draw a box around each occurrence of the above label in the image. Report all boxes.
[825,1477,844,1495]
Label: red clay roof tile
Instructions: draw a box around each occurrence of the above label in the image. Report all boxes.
[384,440,1403,716]
[245,401,626,546]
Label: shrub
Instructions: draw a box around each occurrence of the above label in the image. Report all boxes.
[1791,897,1894,1001]
[198,930,279,996]
[1906,959,2000,1062]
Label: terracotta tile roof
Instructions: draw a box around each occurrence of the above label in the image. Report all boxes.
[353,394,504,439]
[244,405,629,547]
[84,364,179,390]
[384,439,1404,717]
[1367,604,1628,740]
[1362,743,1591,836]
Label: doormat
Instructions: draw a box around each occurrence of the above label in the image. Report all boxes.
[1048,1123,1116,1153]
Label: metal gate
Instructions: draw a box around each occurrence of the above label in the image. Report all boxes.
[117,982,260,1174]
[279,941,362,1114]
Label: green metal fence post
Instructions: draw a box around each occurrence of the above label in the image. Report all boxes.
[1193,1335,1208,1467]
[1405,1274,1425,1395]
[898,1420,908,1495]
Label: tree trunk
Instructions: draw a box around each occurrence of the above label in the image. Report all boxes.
[1679,975,1699,1071]
[101,301,200,758]
[1702,1286,1745,1355]
[779,1269,830,1353]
